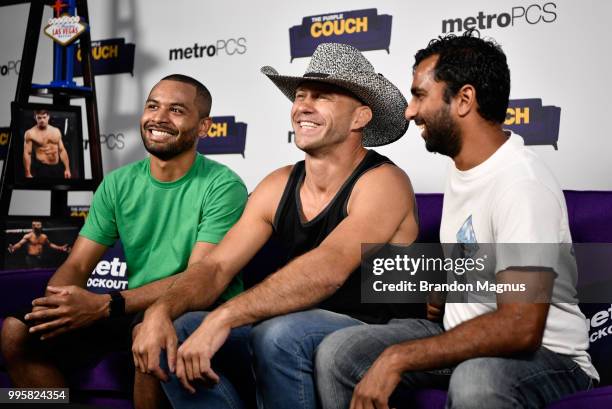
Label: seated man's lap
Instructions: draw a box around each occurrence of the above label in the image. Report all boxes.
[160,311,255,408]
[251,309,364,355]
[316,318,592,407]
[316,318,447,389]
[7,311,135,371]
[252,309,363,348]
[447,348,593,406]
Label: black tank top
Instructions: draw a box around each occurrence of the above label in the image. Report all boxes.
[272,150,406,324]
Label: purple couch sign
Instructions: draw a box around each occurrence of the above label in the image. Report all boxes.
[73,38,135,77]
[0,127,9,160]
[505,98,561,149]
[289,8,393,61]
[197,116,247,156]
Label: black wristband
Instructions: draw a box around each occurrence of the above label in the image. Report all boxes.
[109,291,126,318]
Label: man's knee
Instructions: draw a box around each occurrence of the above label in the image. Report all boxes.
[172,311,208,342]
[1,317,30,363]
[315,328,358,382]
[447,358,509,409]
[251,315,302,358]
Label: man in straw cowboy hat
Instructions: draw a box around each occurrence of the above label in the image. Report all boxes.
[132,43,420,409]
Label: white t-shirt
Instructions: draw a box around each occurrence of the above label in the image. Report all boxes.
[440,132,598,380]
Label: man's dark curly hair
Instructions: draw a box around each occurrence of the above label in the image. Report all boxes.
[414,30,510,124]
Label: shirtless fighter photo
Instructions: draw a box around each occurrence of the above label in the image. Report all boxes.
[23,109,72,179]
[7,220,71,269]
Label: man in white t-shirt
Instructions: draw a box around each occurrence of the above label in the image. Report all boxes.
[315,31,598,409]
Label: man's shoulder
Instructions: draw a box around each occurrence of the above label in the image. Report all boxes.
[48,124,61,134]
[196,154,245,186]
[105,158,148,180]
[97,159,148,194]
[353,162,413,198]
[254,164,293,193]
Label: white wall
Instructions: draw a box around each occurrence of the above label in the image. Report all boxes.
[1,0,610,214]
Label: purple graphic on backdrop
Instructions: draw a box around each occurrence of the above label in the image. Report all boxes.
[504,98,561,150]
[289,8,392,61]
[197,116,247,156]
[73,38,135,77]
[0,127,9,160]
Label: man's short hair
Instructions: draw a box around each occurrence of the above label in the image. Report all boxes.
[414,30,510,124]
[160,74,212,118]
[33,109,48,117]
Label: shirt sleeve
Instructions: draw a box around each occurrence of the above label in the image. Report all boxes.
[79,177,119,246]
[491,180,565,272]
[197,180,248,244]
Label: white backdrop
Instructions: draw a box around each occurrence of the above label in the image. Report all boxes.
[1,0,611,215]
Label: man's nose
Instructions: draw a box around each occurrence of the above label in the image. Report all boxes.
[405,100,417,121]
[150,107,170,123]
[293,96,315,114]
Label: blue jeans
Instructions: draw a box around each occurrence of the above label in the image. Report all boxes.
[250,309,363,409]
[316,318,594,409]
[160,311,255,409]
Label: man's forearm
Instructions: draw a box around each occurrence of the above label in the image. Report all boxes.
[148,258,237,319]
[122,273,194,315]
[46,262,90,294]
[24,156,31,176]
[60,151,70,170]
[214,247,349,329]
[386,306,546,373]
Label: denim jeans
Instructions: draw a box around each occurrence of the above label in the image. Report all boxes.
[250,309,363,409]
[315,318,594,409]
[160,311,255,409]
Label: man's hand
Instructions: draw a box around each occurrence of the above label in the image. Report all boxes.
[64,169,71,179]
[132,307,178,382]
[24,285,110,339]
[59,244,71,253]
[7,244,15,254]
[350,346,403,409]
[426,302,444,322]
[175,311,230,393]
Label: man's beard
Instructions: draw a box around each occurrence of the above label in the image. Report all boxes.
[33,228,42,236]
[420,105,462,158]
[140,126,198,161]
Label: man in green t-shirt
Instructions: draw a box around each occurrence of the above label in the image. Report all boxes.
[0,74,247,408]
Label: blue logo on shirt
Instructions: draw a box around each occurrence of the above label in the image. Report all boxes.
[456,215,479,258]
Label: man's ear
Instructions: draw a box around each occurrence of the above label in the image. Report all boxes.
[198,117,213,137]
[455,84,476,118]
[352,105,373,131]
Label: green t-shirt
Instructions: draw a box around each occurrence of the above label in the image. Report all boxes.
[80,153,247,300]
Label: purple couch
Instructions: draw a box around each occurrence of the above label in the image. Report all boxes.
[1,190,611,408]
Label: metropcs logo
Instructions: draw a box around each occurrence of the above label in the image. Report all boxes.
[441,2,557,33]
[1,59,20,77]
[197,116,247,156]
[73,38,136,76]
[168,38,247,61]
[504,98,561,150]
[587,304,612,343]
[289,8,392,61]
[83,132,125,151]
[87,242,128,291]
